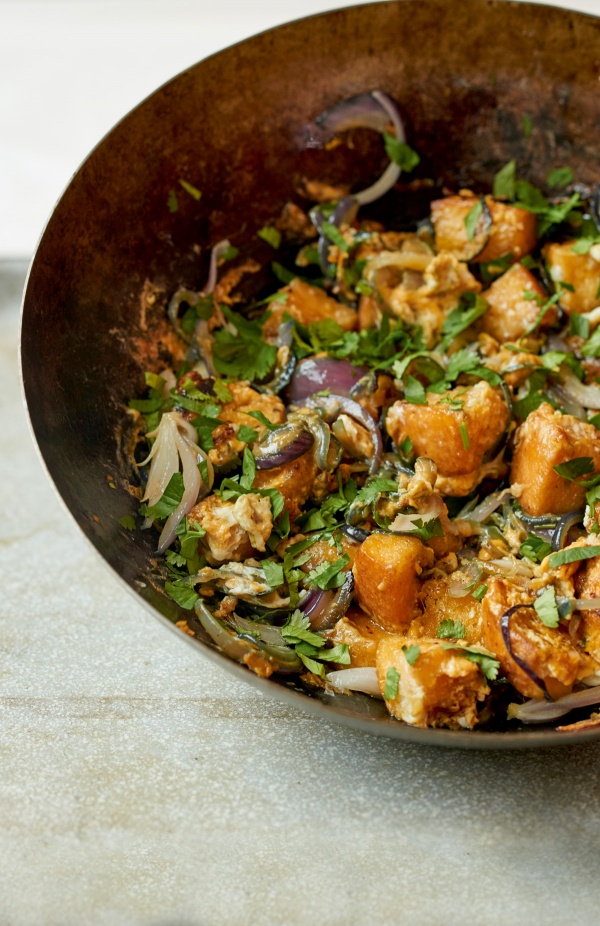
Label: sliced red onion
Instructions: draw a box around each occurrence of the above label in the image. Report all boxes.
[501,605,548,695]
[316,90,406,205]
[195,601,301,673]
[254,425,314,470]
[447,561,484,599]
[462,488,514,524]
[204,239,233,295]
[303,394,382,474]
[559,368,600,410]
[158,431,202,553]
[313,571,355,631]
[300,588,334,623]
[342,524,371,543]
[511,683,600,723]
[326,667,382,697]
[551,509,585,552]
[289,358,367,404]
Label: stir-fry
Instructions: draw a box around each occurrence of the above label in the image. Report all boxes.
[126,91,600,732]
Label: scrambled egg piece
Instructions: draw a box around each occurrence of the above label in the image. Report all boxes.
[189,493,272,563]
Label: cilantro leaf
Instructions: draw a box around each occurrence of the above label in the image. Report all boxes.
[520,535,552,564]
[262,560,284,588]
[553,457,595,481]
[442,644,500,680]
[441,293,489,350]
[165,581,198,610]
[464,200,484,242]
[321,222,349,254]
[383,134,420,172]
[436,619,467,639]
[179,179,202,200]
[533,586,559,628]
[384,666,400,700]
[494,160,516,199]
[257,226,281,249]
[212,306,277,381]
[237,425,258,444]
[118,515,136,530]
[402,644,421,665]
[549,545,600,568]
[281,610,325,648]
[247,410,278,431]
[240,448,256,491]
[145,472,184,519]
[307,555,350,590]
[471,584,488,602]
[547,167,573,189]
[403,374,427,405]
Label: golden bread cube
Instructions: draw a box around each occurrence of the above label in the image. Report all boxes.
[543,240,600,315]
[481,263,555,342]
[482,577,594,700]
[327,606,390,667]
[510,402,600,516]
[262,278,357,338]
[376,636,489,729]
[253,451,318,523]
[431,195,537,263]
[386,381,509,477]
[352,533,434,632]
[411,575,484,646]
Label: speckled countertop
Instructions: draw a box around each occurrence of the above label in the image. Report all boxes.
[3,259,600,924]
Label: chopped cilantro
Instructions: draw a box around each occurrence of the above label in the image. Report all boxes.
[212,306,277,381]
[307,555,350,590]
[580,326,600,358]
[464,199,484,242]
[520,535,552,564]
[569,313,590,340]
[471,584,488,602]
[436,619,467,639]
[272,262,298,285]
[553,457,595,481]
[178,179,202,200]
[399,436,413,457]
[441,292,489,350]
[237,425,258,444]
[321,222,349,253]
[247,410,278,431]
[165,581,198,610]
[257,226,281,249]
[493,160,517,200]
[459,422,470,450]
[548,545,600,568]
[118,515,136,530]
[383,134,420,172]
[167,189,179,213]
[402,644,421,665]
[441,644,500,680]
[533,586,559,628]
[547,167,573,189]
[522,114,532,139]
[404,374,427,405]
[384,666,400,700]
[145,472,184,519]
[262,560,284,588]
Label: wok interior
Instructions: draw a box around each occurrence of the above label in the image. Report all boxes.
[21,0,600,744]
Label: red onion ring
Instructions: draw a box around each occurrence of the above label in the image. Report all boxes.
[254,428,313,470]
[289,358,367,404]
[303,393,383,474]
[501,605,549,697]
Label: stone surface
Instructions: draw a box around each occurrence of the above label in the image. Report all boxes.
[4,257,600,924]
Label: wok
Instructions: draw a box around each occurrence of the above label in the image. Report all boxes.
[21,0,600,747]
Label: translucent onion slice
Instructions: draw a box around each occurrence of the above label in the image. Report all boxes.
[316,90,406,205]
[462,488,514,523]
[559,368,600,410]
[511,680,600,724]
[326,667,382,697]
[303,394,383,474]
[140,411,213,554]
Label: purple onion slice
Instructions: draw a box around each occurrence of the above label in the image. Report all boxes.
[289,357,368,404]
[303,393,383,474]
[254,425,313,470]
[501,605,549,697]
[551,509,585,552]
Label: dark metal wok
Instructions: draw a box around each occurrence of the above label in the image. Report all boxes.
[21,0,600,747]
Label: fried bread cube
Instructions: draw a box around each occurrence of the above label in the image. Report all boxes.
[327,606,390,667]
[411,575,484,646]
[482,577,595,699]
[543,240,600,315]
[431,195,537,263]
[386,381,509,477]
[376,636,490,729]
[262,278,357,339]
[510,402,600,515]
[352,533,434,632]
[480,263,555,342]
[253,450,319,522]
